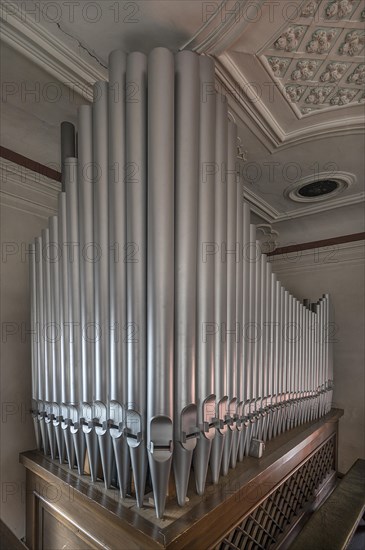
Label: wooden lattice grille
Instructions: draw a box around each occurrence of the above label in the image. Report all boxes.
[215,435,336,550]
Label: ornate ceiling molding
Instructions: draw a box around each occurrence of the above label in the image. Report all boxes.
[0,2,107,102]
[216,53,364,153]
[259,0,365,118]
[180,0,267,56]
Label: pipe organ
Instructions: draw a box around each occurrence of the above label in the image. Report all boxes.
[29,48,334,521]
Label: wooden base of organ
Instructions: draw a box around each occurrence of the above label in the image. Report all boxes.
[20,409,343,550]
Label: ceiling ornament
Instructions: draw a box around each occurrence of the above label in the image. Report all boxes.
[274,26,305,52]
[330,88,358,105]
[284,171,356,203]
[306,29,337,54]
[301,107,313,114]
[259,3,365,117]
[301,0,321,17]
[361,8,365,20]
[325,0,356,19]
[267,56,290,77]
[320,62,348,82]
[305,86,333,104]
[291,59,319,81]
[285,85,306,102]
[255,225,279,254]
[339,31,365,56]
[347,64,365,84]
[236,137,248,162]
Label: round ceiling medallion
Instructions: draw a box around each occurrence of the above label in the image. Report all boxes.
[284,172,356,203]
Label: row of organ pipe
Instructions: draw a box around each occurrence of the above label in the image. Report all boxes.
[29,48,334,519]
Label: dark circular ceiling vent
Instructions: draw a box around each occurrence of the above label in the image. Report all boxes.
[284,172,355,203]
[298,180,339,198]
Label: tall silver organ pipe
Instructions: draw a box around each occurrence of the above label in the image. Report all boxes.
[173,50,199,506]
[29,47,334,519]
[210,93,228,484]
[147,48,175,518]
[193,55,216,498]
[222,120,238,477]
[124,50,147,505]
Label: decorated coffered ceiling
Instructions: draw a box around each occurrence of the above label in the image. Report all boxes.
[261,0,365,116]
[0,0,364,237]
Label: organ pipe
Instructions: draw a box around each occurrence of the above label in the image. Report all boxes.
[29,48,334,519]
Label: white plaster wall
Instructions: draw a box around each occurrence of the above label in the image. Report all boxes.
[0,162,57,538]
[270,241,365,474]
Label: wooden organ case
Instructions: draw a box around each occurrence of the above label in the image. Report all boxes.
[21,409,342,550]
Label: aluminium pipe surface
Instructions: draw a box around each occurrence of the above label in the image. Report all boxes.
[226,121,238,414]
[261,261,272,441]
[65,157,86,473]
[210,92,228,482]
[64,158,82,406]
[147,48,175,518]
[243,225,257,455]
[293,298,302,393]
[49,215,65,462]
[287,295,294,397]
[42,227,57,458]
[93,80,114,489]
[327,295,333,386]
[266,264,273,402]
[93,81,109,407]
[238,208,253,460]
[35,235,47,453]
[247,225,257,405]
[78,105,94,405]
[278,285,286,434]
[283,290,289,397]
[258,254,267,402]
[267,272,277,440]
[241,203,251,404]
[173,50,200,504]
[126,51,147,424]
[109,51,127,406]
[253,240,262,408]
[309,307,314,400]
[174,50,199,424]
[306,307,311,414]
[194,55,216,496]
[49,216,61,404]
[30,243,38,403]
[323,296,329,414]
[274,279,281,403]
[195,55,216,428]
[317,300,323,402]
[41,228,52,404]
[231,156,244,468]
[222,120,238,474]
[235,177,244,413]
[58,193,69,405]
[125,50,148,505]
[30,241,42,451]
[78,105,98,484]
[213,93,228,425]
